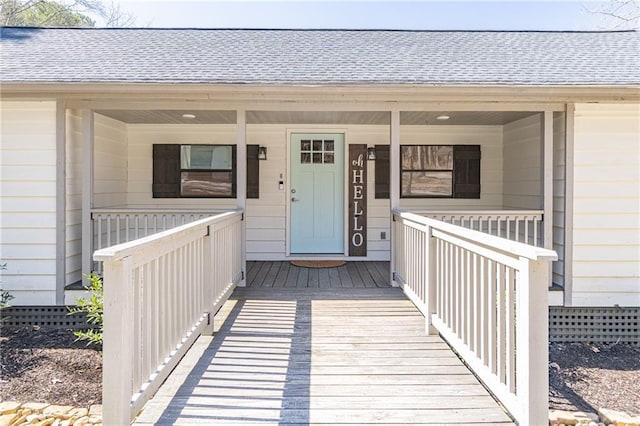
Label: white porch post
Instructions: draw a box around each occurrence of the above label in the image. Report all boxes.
[56,100,66,304]
[81,110,94,282]
[543,111,554,284]
[236,109,247,286]
[390,109,400,287]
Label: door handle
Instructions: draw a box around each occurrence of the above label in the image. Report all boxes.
[291,197,299,202]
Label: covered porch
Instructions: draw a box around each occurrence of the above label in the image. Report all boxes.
[69,94,561,425]
[65,101,565,299]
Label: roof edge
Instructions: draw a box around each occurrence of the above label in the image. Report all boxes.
[1,26,637,34]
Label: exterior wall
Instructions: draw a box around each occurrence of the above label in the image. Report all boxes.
[0,101,58,305]
[502,114,542,210]
[552,112,566,287]
[399,125,504,210]
[570,103,640,307]
[121,122,505,261]
[126,124,237,209]
[94,113,128,208]
[65,110,83,286]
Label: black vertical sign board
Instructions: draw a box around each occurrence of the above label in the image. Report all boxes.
[349,144,367,257]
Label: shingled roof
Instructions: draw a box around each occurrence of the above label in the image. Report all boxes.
[1,27,638,86]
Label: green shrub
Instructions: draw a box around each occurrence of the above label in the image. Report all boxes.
[68,273,103,349]
[0,263,13,325]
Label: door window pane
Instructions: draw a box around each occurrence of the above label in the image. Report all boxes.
[324,153,334,164]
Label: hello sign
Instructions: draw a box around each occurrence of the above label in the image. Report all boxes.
[349,145,367,257]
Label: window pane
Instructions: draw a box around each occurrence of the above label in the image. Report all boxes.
[313,140,323,151]
[313,153,322,164]
[324,140,334,151]
[401,145,453,171]
[324,153,334,164]
[181,171,233,197]
[181,145,232,170]
[301,140,311,151]
[401,171,452,197]
[301,152,311,164]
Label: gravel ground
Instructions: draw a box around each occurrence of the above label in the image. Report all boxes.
[1,326,638,417]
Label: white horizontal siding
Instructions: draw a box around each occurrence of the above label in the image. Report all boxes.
[94,113,128,208]
[126,124,237,209]
[66,109,83,285]
[503,114,542,210]
[0,101,58,305]
[399,125,504,210]
[571,103,640,307]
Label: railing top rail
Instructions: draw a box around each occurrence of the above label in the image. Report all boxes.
[91,208,230,216]
[93,210,242,262]
[394,210,556,261]
[415,209,544,217]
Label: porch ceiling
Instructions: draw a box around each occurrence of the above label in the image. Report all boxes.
[95,109,536,126]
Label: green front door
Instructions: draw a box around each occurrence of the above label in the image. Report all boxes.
[290,133,344,254]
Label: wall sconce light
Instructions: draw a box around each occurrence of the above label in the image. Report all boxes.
[258,146,267,160]
[367,146,376,161]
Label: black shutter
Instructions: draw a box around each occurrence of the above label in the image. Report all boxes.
[152,144,180,198]
[247,145,260,199]
[453,145,481,199]
[375,144,390,199]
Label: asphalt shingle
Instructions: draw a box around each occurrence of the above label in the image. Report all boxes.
[1,27,638,86]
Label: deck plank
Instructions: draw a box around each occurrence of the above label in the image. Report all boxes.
[273,261,290,288]
[346,261,366,287]
[336,264,353,287]
[134,282,514,426]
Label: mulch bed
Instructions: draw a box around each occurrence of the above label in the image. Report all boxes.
[0,326,102,407]
[1,326,639,417]
[549,342,640,416]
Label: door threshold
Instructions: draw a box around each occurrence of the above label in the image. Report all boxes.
[288,254,347,261]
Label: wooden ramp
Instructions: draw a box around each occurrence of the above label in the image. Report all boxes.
[134,286,514,425]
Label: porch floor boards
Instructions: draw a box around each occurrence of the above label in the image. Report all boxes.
[134,286,514,425]
[246,261,392,288]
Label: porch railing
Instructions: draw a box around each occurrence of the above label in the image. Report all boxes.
[418,210,544,247]
[94,210,244,425]
[392,210,556,425]
[90,209,226,273]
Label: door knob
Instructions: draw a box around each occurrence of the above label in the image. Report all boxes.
[291,197,299,202]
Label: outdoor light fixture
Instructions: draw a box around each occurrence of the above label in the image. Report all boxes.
[367,146,376,160]
[181,113,196,119]
[435,114,450,121]
[258,146,267,160]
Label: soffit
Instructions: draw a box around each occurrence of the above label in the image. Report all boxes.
[95,110,538,126]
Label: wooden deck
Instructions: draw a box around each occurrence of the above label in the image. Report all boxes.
[134,263,514,425]
[247,261,391,288]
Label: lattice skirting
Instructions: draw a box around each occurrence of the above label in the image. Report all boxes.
[549,307,639,345]
[1,306,94,329]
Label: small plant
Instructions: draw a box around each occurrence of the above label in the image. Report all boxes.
[68,273,103,349]
[0,262,13,325]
